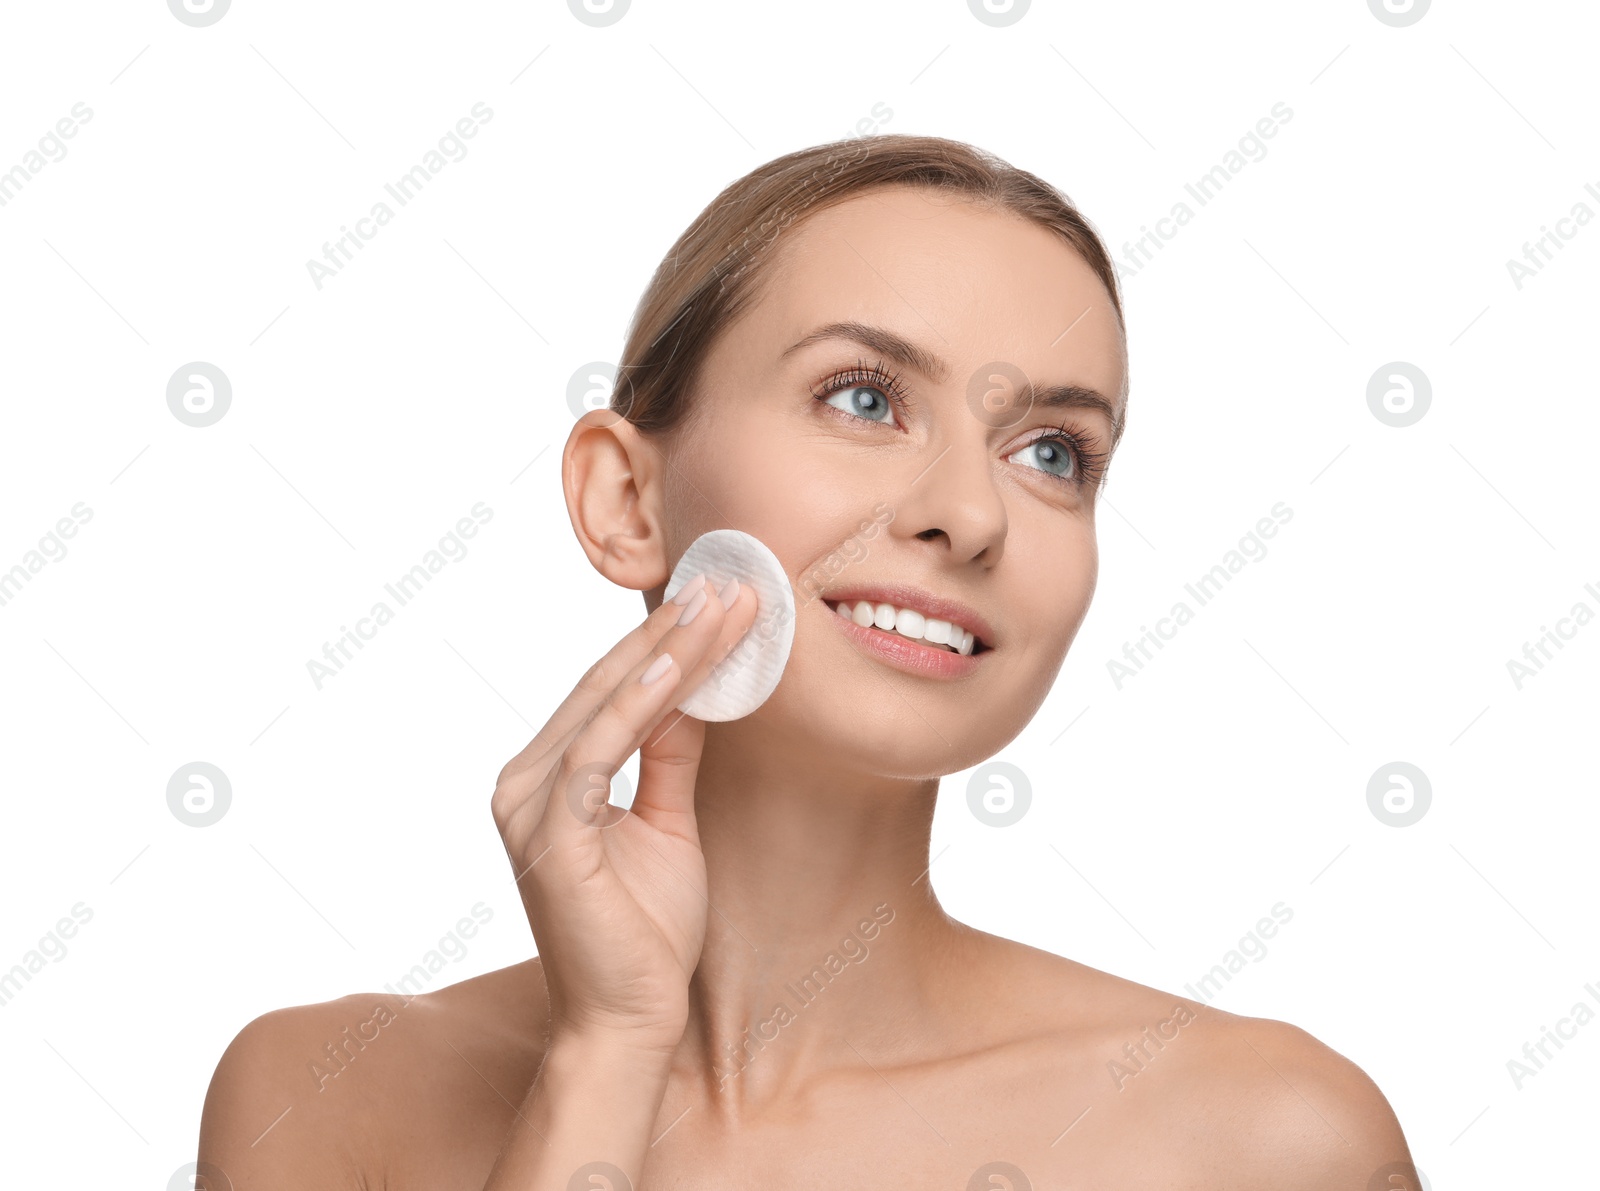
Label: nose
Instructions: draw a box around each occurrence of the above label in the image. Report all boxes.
[896,437,1008,565]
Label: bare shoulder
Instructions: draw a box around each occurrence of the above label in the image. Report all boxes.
[975,937,1418,1190]
[1164,1005,1417,1190]
[198,958,549,1191]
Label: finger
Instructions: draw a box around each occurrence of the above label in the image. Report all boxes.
[537,573,755,838]
[491,577,716,840]
[539,584,737,843]
[628,578,760,833]
[497,587,697,788]
[630,703,706,839]
[652,579,759,717]
[497,578,760,834]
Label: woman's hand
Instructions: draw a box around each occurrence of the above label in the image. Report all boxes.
[491,573,757,1055]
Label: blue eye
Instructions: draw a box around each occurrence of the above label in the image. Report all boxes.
[822,384,898,425]
[812,361,909,427]
[1010,436,1079,481]
[813,363,1111,490]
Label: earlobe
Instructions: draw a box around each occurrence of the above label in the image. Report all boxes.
[561,410,669,591]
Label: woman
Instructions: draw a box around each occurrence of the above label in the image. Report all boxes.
[198,134,1416,1189]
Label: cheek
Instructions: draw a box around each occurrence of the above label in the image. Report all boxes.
[685,434,885,590]
[1014,514,1099,649]
[676,410,835,528]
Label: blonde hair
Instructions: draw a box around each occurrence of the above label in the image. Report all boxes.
[609,133,1125,442]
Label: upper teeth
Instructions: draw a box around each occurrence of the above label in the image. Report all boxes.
[828,600,978,655]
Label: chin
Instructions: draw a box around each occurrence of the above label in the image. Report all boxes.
[734,676,1020,783]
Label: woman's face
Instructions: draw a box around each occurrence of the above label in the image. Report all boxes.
[638,184,1127,778]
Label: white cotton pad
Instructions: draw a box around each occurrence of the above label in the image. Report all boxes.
[662,529,795,721]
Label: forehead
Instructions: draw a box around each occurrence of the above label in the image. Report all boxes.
[744,185,1127,404]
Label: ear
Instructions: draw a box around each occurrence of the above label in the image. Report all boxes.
[561,410,670,592]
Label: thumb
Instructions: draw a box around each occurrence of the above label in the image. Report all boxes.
[630,707,706,839]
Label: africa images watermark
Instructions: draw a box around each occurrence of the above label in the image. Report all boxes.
[0,502,93,610]
[305,501,493,689]
[305,101,494,290]
[1106,501,1294,689]
[0,101,93,210]
[1106,1003,1201,1090]
[1505,981,1600,1091]
[713,902,895,1089]
[1113,101,1294,284]
[1504,179,1600,291]
[1503,578,1599,690]
[681,500,898,705]
[795,500,896,609]
[0,902,94,1010]
[308,902,495,1091]
[1182,901,1295,1006]
[714,133,878,294]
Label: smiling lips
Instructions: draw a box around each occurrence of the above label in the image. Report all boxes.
[818,583,993,652]
[822,602,988,679]
[824,598,979,655]
[817,584,994,679]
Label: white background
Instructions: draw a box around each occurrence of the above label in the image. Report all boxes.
[1,1,1595,1186]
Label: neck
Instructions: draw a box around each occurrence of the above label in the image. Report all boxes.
[671,716,975,1124]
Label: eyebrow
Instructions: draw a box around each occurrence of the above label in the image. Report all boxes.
[781,320,1125,444]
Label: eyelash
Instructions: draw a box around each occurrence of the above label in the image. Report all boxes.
[810,358,1111,489]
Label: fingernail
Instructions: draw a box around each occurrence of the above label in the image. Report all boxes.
[671,573,707,605]
[640,652,674,685]
[717,577,740,608]
[676,587,709,625]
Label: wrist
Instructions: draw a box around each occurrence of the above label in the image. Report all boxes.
[547,1023,683,1067]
